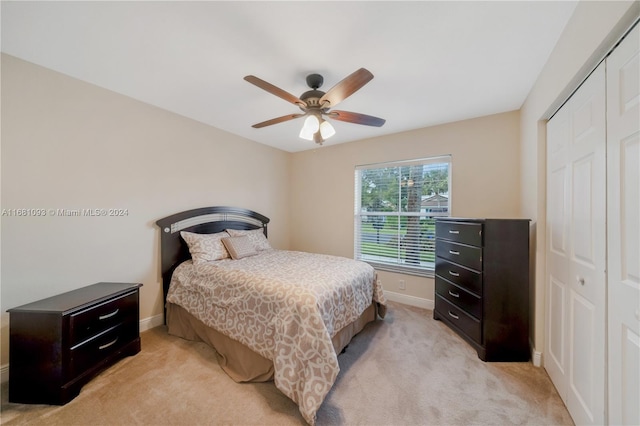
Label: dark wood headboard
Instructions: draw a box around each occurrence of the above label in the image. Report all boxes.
[155,206,270,320]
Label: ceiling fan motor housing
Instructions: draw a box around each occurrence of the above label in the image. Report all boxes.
[300,89,326,109]
[306,73,323,89]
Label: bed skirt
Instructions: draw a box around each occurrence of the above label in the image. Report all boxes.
[166,301,378,383]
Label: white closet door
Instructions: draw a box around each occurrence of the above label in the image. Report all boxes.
[606,23,640,426]
[566,61,607,426]
[546,61,606,426]
[546,99,570,400]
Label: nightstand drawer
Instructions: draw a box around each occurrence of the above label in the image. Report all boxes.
[69,291,138,346]
[436,240,482,271]
[436,221,482,246]
[435,257,482,295]
[69,322,138,379]
[435,276,482,319]
[435,295,481,343]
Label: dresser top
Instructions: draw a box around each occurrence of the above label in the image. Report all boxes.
[437,217,531,222]
[7,282,142,314]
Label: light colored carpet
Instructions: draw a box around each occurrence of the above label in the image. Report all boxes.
[0,302,573,425]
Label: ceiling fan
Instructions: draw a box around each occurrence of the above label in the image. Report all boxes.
[244,68,385,145]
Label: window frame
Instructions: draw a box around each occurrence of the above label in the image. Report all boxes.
[354,155,452,277]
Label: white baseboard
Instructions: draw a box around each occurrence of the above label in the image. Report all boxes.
[1,363,8,384]
[140,313,164,332]
[532,349,543,367]
[1,315,165,385]
[384,291,434,310]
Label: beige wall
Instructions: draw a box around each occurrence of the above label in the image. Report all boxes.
[519,1,639,360]
[290,110,522,305]
[0,54,292,366]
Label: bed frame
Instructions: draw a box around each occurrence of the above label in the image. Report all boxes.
[155,206,270,319]
[155,205,380,417]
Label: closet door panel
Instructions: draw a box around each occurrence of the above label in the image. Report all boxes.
[569,291,596,420]
[607,22,639,426]
[547,275,567,383]
[546,108,570,397]
[619,138,639,286]
[566,62,606,426]
[570,153,601,304]
[620,328,640,424]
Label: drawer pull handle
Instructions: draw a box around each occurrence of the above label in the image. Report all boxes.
[449,250,460,255]
[448,270,460,277]
[448,290,460,298]
[448,311,459,320]
[99,309,119,320]
[449,230,459,234]
[99,337,119,350]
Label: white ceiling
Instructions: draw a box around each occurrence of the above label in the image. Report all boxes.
[1,1,578,153]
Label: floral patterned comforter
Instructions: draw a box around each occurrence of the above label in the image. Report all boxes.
[166,249,386,424]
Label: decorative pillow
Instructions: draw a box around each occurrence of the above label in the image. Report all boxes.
[180,231,230,264]
[221,236,258,260]
[226,228,271,251]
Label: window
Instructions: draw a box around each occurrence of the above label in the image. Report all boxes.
[354,156,451,276]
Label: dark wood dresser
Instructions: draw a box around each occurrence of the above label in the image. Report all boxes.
[433,218,530,361]
[8,282,142,404]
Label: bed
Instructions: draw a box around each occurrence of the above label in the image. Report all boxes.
[155,206,386,424]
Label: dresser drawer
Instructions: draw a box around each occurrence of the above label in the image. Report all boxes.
[69,322,138,379]
[435,295,481,344]
[436,240,482,271]
[69,291,138,346]
[436,221,482,246]
[435,276,482,319]
[436,258,482,295]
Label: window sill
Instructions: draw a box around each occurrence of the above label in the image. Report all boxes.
[364,261,435,278]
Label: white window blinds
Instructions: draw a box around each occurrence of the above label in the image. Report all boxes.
[354,155,451,276]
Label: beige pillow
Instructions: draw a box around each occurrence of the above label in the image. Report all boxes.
[180,231,230,264]
[222,236,258,260]
[226,228,271,251]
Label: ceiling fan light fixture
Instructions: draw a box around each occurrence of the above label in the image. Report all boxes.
[319,119,335,140]
[299,114,321,141]
[304,115,320,132]
[299,126,314,141]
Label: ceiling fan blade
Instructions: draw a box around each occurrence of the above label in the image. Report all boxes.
[328,110,386,127]
[244,75,307,108]
[319,68,374,108]
[251,113,305,128]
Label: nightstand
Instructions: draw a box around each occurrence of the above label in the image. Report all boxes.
[8,282,142,404]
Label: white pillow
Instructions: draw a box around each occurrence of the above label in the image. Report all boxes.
[180,231,230,264]
[226,228,271,251]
